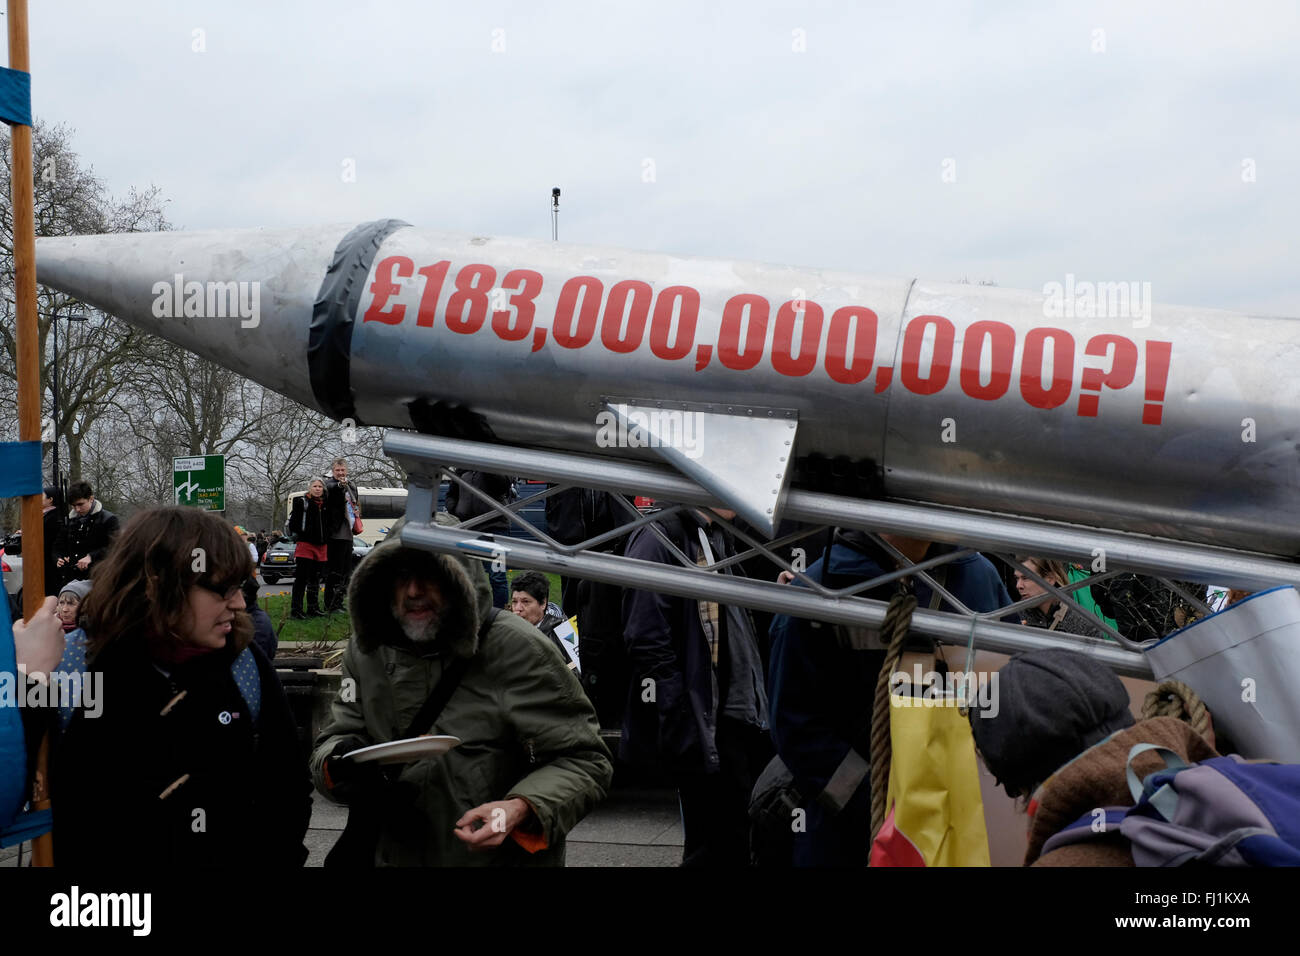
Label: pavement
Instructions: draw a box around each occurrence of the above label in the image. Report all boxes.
[4,785,686,868]
[305,785,685,867]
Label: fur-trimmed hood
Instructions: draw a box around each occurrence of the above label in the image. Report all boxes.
[346,513,494,658]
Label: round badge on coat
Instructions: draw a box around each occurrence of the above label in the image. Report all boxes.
[218,711,232,725]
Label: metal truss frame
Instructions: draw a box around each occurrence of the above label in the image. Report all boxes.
[385,431,1300,680]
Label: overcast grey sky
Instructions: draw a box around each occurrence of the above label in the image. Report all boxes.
[20,0,1300,315]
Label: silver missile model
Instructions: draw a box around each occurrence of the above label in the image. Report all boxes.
[34,220,1300,557]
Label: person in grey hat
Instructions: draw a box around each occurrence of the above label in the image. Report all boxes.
[969,648,1218,866]
[56,579,93,634]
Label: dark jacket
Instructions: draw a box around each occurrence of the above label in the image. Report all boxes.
[620,509,766,776]
[249,607,278,663]
[289,494,330,546]
[1021,602,1108,640]
[545,487,626,546]
[767,539,1013,866]
[55,501,120,574]
[444,471,514,535]
[54,635,311,867]
[42,506,66,596]
[537,609,567,641]
[310,515,612,866]
[323,478,358,541]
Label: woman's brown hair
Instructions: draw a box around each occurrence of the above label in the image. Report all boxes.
[80,506,253,657]
[1016,556,1071,594]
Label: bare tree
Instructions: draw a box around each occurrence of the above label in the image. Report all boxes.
[234,388,338,529]
[340,426,409,488]
[133,337,262,458]
[0,120,169,495]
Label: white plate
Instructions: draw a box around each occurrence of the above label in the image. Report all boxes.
[343,735,461,765]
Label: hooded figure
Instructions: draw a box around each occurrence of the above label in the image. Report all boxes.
[310,514,612,866]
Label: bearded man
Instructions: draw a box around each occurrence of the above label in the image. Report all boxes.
[310,516,612,866]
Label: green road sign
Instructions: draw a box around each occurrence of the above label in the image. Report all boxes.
[174,455,225,511]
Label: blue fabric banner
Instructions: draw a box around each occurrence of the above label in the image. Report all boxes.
[0,67,32,127]
[0,441,43,498]
[0,570,29,837]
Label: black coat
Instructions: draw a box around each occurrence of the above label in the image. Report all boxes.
[323,478,357,540]
[249,607,279,663]
[444,471,513,534]
[620,510,726,776]
[55,504,120,571]
[289,495,330,546]
[53,635,311,867]
[42,507,66,596]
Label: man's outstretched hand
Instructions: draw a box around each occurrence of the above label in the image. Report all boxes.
[453,797,533,850]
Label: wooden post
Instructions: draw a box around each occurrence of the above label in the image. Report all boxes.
[8,0,53,867]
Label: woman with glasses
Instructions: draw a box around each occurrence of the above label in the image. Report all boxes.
[52,506,311,867]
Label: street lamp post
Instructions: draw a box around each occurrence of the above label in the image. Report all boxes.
[50,310,88,499]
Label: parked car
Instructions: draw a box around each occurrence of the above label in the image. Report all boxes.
[506,480,549,540]
[2,530,23,598]
[259,538,296,584]
[437,479,548,540]
[259,536,374,584]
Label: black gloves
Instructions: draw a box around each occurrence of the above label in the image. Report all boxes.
[324,740,387,803]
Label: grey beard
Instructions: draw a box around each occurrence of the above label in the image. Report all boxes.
[393,603,442,645]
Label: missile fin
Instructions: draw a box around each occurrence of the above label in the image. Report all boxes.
[604,400,798,536]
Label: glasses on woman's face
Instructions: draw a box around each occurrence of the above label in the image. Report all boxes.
[196,581,242,602]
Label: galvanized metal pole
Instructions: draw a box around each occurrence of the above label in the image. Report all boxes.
[383,431,1300,592]
[398,520,1153,677]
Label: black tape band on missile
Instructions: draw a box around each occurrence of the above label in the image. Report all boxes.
[308,218,410,422]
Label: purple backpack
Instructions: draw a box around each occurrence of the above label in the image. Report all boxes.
[1042,743,1300,866]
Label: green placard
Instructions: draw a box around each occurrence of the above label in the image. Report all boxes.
[174,455,225,511]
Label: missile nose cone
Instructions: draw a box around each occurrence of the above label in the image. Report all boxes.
[35,224,377,418]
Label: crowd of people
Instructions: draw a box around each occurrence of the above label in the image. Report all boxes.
[7,469,1278,869]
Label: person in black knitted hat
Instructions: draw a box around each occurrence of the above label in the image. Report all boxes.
[968,647,1134,799]
[967,647,1219,865]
